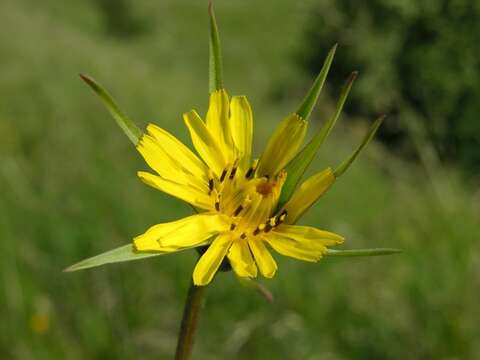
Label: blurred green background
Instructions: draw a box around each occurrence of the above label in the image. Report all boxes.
[1,0,479,359]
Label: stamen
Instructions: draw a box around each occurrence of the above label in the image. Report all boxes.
[220,168,228,183]
[263,216,278,233]
[230,223,236,231]
[245,159,258,179]
[264,223,273,233]
[229,166,238,180]
[215,201,220,211]
[253,228,261,236]
[233,204,243,217]
[208,178,214,194]
[276,210,288,226]
[240,233,247,239]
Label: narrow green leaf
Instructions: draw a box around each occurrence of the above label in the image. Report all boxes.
[80,74,142,145]
[278,72,357,208]
[326,248,402,257]
[64,244,163,272]
[208,1,224,92]
[334,115,385,178]
[296,44,337,120]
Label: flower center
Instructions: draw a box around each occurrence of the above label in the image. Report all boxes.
[210,160,287,239]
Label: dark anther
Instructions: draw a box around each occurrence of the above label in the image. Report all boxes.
[233,204,243,217]
[220,169,227,182]
[253,228,261,236]
[245,167,254,179]
[264,223,273,233]
[229,166,238,180]
[208,178,214,192]
[240,233,247,239]
[230,223,236,230]
[215,202,220,211]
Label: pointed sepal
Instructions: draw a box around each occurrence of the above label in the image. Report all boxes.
[325,248,402,257]
[334,114,385,178]
[296,44,337,120]
[278,71,357,208]
[80,74,142,145]
[208,1,224,92]
[64,244,164,272]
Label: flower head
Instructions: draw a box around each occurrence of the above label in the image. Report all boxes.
[66,4,399,282]
[134,89,344,285]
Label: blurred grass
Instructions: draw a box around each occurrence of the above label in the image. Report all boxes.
[0,0,479,359]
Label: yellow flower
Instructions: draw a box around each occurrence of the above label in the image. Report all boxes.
[133,89,343,286]
[67,4,397,280]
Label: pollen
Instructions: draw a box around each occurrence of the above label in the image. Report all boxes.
[256,181,274,196]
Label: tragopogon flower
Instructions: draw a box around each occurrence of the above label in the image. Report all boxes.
[133,90,344,285]
[67,4,397,284]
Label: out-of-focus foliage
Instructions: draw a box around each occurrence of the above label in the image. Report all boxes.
[95,0,151,38]
[0,0,479,359]
[302,0,480,174]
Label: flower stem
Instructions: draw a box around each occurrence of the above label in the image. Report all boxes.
[175,280,207,360]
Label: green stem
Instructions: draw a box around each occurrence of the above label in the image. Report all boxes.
[175,280,207,360]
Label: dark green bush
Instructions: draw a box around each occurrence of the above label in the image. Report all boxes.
[95,0,150,38]
[301,0,480,174]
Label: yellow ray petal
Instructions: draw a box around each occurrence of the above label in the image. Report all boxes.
[282,167,335,223]
[248,238,277,278]
[229,96,253,170]
[256,113,307,177]
[137,134,185,181]
[137,133,208,194]
[134,213,229,252]
[206,89,234,163]
[160,214,229,248]
[275,224,344,246]
[145,123,209,180]
[138,171,213,210]
[183,110,227,176]
[263,233,323,262]
[193,234,233,286]
[227,240,258,278]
